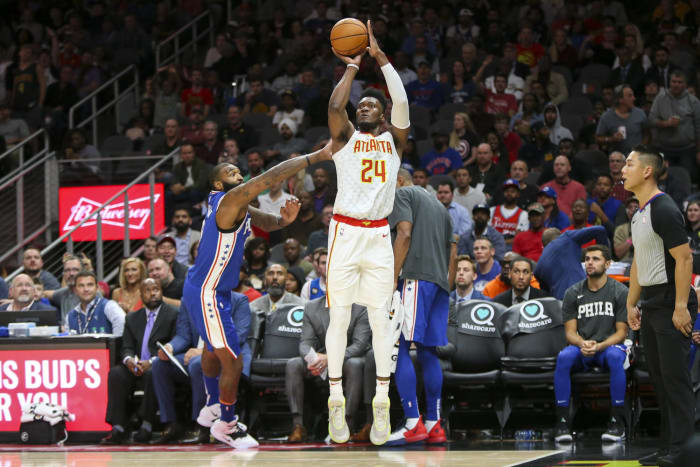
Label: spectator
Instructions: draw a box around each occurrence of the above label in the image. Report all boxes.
[510,93,544,134]
[195,121,223,165]
[494,114,523,165]
[0,274,56,311]
[147,258,183,308]
[243,238,271,288]
[167,143,212,213]
[493,257,548,306]
[409,36,438,74]
[538,186,571,230]
[517,121,557,172]
[311,167,335,213]
[203,33,230,68]
[66,271,124,336]
[112,13,151,71]
[250,264,305,315]
[449,112,479,165]
[180,67,213,118]
[66,128,100,174]
[492,160,539,209]
[0,102,29,147]
[392,51,417,86]
[22,248,60,290]
[166,207,201,267]
[553,245,629,444]
[512,203,547,261]
[152,119,182,156]
[235,262,263,303]
[265,119,308,163]
[153,70,182,129]
[244,149,266,183]
[286,267,306,296]
[613,197,639,263]
[608,151,632,202]
[7,43,45,128]
[479,68,518,118]
[412,168,437,196]
[283,189,322,246]
[535,226,609,300]
[285,298,369,442]
[596,85,648,155]
[445,59,477,104]
[453,167,486,213]
[549,28,578,71]
[484,43,529,102]
[524,56,568,106]
[282,238,314,278]
[300,248,327,301]
[293,68,320,111]
[641,79,659,115]
[436,180,473,238]
[467,143,506,201]
[43,65,78,142]
[516,26,545,68]
[446,9,480,51]
[273,89,304,129]
[307,205,333,257]
[649,70,700,184]
[473,237,502,293]
[218,138,245,172]
[257,180,295,217]
[421,126,463,175]
[542,103,573,145]
[100,278,177,445]
[686,200,700,274]
[272,60,300,94]
[563,199,596,248]
[645,46,678,90]
[157,236,188,280]
[608,46,645,97]
[111,258,147,313]
[152,294,251,444]
[458,204,506,261]
[238,76,279,117]
[541,156,587,218]
[451,255,488,303]
[589,174,623,227]
[141,237,159,265]
[46,255,84,323]
[405,62,444,112]
[490,179,529,246]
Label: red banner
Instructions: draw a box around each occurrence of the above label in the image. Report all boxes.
[0,349,111,431]
[59,184,165,242]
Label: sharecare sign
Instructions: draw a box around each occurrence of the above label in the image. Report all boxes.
[59,184,164,241]
[0,349,111,431]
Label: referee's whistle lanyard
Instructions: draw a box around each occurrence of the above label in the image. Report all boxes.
[639,191,665,212]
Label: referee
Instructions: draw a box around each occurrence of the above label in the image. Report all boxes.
[622,146,697,467]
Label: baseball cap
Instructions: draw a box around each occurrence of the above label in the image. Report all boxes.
[472,203,490,214]
[531,121,545,132]
[503,178,520,189]
[538,186,557,199]
[528,203,545,214]
[459,8,474,16]
[157,235,176,248]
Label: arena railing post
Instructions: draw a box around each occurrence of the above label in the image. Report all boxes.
[149,171,156,238]
[15,146,24,266]
[124,191,130,258]
[96,212,104,281]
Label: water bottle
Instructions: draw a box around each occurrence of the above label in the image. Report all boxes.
[515,429,535,440]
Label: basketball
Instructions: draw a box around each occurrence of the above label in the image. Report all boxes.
[330,18,368,57]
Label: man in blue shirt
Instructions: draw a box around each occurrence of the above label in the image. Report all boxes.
[538,186,570,230]
[534,226,610,299]
[436,180,473,238]
[450,255,489,303]
[588,173,623,226]
[406,62,444,112]
[421,128,463,175]
[473,237,501,292]
[458,204,507,262]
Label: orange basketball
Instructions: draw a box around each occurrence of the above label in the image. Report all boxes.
[330,18,368,57]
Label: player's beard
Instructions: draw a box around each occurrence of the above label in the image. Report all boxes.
[221,180,240,192]
[357,120,378,132]
[587,269,606,279]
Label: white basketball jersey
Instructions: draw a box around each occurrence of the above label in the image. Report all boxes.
[333,130,401,220]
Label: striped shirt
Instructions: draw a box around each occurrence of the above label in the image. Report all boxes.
[631,193,688,286]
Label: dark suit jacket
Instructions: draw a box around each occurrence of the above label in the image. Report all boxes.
[120,302,178,361]
[644,64,679,90]
[298,297,371,360]
[493,286,549,307]
[172,157,212,194]
[607,59,645,96]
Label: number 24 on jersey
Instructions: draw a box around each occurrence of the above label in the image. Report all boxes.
[360,159,386,183]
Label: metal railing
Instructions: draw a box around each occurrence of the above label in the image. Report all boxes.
[6,147,181,283]
[155,10,214,69]
[0,130,54,266]
[68,65,140,146]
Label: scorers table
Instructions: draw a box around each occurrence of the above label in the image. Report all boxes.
[0,336,120,442]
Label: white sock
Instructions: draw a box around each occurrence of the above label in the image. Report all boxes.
[405,417,419,430]
[375,378,390,398]
[329,378,344,398]
[425,420,437,431]
[326,305,352,379]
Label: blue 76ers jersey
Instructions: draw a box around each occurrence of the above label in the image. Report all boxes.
[185,191,251,292]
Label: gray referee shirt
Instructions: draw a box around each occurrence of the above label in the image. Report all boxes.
[631,193,689,286]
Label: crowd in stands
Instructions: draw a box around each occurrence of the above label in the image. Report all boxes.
[2,0,700,447]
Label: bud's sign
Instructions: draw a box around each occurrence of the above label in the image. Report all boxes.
[0,349,110,431]
[59,184,164,241]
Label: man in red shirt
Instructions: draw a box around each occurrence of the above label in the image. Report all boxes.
[180,67,213,118]
[484,73,517,117]
[541,155,587,217]
[490,179,529,246]
[512,203,546,261]
[562,199,595,248]
[516,26,545,68]
[608,151,632,202]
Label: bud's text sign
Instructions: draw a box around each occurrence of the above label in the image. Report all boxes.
[0,349,110,431]
[59,184,165,241]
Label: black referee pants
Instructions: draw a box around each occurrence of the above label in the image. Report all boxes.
[640,285,697,453]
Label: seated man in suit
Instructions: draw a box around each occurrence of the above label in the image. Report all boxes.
[553,245,629,444]
[493,256,548,306]
[285,297,370,442]
[450,255,489,303]
[101,279,178,444]
[0,274,57,312]
[151,293,252,444]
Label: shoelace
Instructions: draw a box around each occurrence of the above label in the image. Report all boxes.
[330,403,345,429]
[374,402,389,430]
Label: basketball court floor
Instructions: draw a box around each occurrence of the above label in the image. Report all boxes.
[0,438,661,466]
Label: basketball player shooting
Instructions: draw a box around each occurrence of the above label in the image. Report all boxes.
[325,20,410,445]
[182,144,332,448]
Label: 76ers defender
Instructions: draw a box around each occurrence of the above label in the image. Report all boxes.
[326,21,410,445]
[183,144,331,448]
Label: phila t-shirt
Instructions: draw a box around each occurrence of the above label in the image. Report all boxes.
[562,277,628,342]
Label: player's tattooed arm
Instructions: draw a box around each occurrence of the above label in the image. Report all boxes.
[248,198,300,232]
[217,143,333,229]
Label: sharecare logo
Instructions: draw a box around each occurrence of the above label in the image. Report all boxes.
[59,184,165,241]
